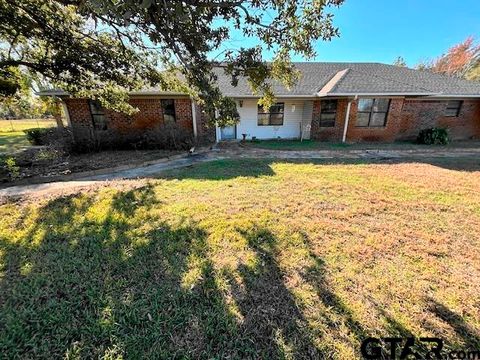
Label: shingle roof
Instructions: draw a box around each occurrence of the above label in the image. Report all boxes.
[214,62,480,97]
[38,62,480,98]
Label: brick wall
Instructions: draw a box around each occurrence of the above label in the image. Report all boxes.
[174,98,194,132]
[311,99,346,141]
[104,98,163,133]
[397,99,480,141]
[63,98,94,145]
[64,97,203,147]
[311,98,480,142]
[347,98,404,142]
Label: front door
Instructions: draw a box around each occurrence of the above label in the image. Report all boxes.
[220,125,236,140]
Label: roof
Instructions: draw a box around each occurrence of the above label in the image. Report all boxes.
[38,62,480,98]
[214,62,480,97]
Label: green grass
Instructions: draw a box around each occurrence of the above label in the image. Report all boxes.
[0,119,57,153]
[0,119,57,132]
[1,159,480,358]
[248,139,335,150]
[247,139,480,151]
[0,131,31,153]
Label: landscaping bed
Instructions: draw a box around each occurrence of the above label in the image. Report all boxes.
[0,147,183,184]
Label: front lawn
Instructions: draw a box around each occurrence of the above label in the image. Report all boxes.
[0,119,57,154]
[247,139,480,151]
[0,131,31,153]
[1,159,480,358]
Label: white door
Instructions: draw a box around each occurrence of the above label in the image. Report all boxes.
[220,126,236,140]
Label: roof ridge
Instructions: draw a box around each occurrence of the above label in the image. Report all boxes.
[317,68,350,95]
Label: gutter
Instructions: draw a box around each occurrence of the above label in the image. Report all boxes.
[318,92,440,97]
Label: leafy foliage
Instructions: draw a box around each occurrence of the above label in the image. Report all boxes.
[392,56,407,67]
[414,36,480,81]
[417,127,450,145]
[3,156,19,179]
[0,0,344,126]
[24,128,50,145]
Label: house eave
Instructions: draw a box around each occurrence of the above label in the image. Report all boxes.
[317,92,440,97]
[424,94,480,98]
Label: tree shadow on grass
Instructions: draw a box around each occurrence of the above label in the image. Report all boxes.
[0,186,240,358]
[159,157,480,182]
[1,186,343,358]
[226,228,322,359]
[302,250,370,344]
[425,298,480,348]
[161,158,276,180]
[5,183,478,358]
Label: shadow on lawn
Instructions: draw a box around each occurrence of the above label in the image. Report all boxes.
[162,158,276,180]
[0,185,225,358]
[426,298,480,348]
[160,157,480,182]
[3,184,478,357]
[0,185,317,358]
[0,184,381,358]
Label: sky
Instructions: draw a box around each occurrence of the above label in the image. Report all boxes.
[212,0,480,67]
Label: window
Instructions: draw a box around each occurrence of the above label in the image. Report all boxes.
[356,98,390,127]
[161,99,176,122]
[445,100,462,117]
[258,103,284,126]
[319,99,337,127]
[88,100,107,130]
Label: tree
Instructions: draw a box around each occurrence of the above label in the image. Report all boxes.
[0,0,344,126]
[393,56,407,67]
[430,36,480,77]
[415,59,433,71]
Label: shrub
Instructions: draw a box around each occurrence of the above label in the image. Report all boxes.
[416,128,450,145]
[142,122,194,150]
[25,127,74,153]
[4,157,20,180]
[78,122,195,152]
[24,128,50,145]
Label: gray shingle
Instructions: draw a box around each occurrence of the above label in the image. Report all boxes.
[214,62,480,97]
[38,62,480,97]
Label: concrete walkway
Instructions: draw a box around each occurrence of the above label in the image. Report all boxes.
[0,152,225,198]
[1,145,479,198]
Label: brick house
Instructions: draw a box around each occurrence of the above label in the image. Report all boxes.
[40,63,480,145]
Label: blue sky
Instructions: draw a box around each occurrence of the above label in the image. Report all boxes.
[212,0,480,67]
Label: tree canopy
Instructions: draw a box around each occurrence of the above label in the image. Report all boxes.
[414,36,480,81]
[392,56,407,67]
[0,0,344,125]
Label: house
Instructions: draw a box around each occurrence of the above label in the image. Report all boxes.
[40,63,480,146]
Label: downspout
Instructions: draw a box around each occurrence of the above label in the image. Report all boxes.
[190,98,198,138]
[342,95,357,143]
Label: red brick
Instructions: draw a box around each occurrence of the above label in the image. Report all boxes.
[64,96,203,146]
[311,98,480,142]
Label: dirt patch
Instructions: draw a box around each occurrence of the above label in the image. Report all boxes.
[0,148,183,184]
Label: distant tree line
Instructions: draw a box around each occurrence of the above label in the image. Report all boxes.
[394,36,480,81]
